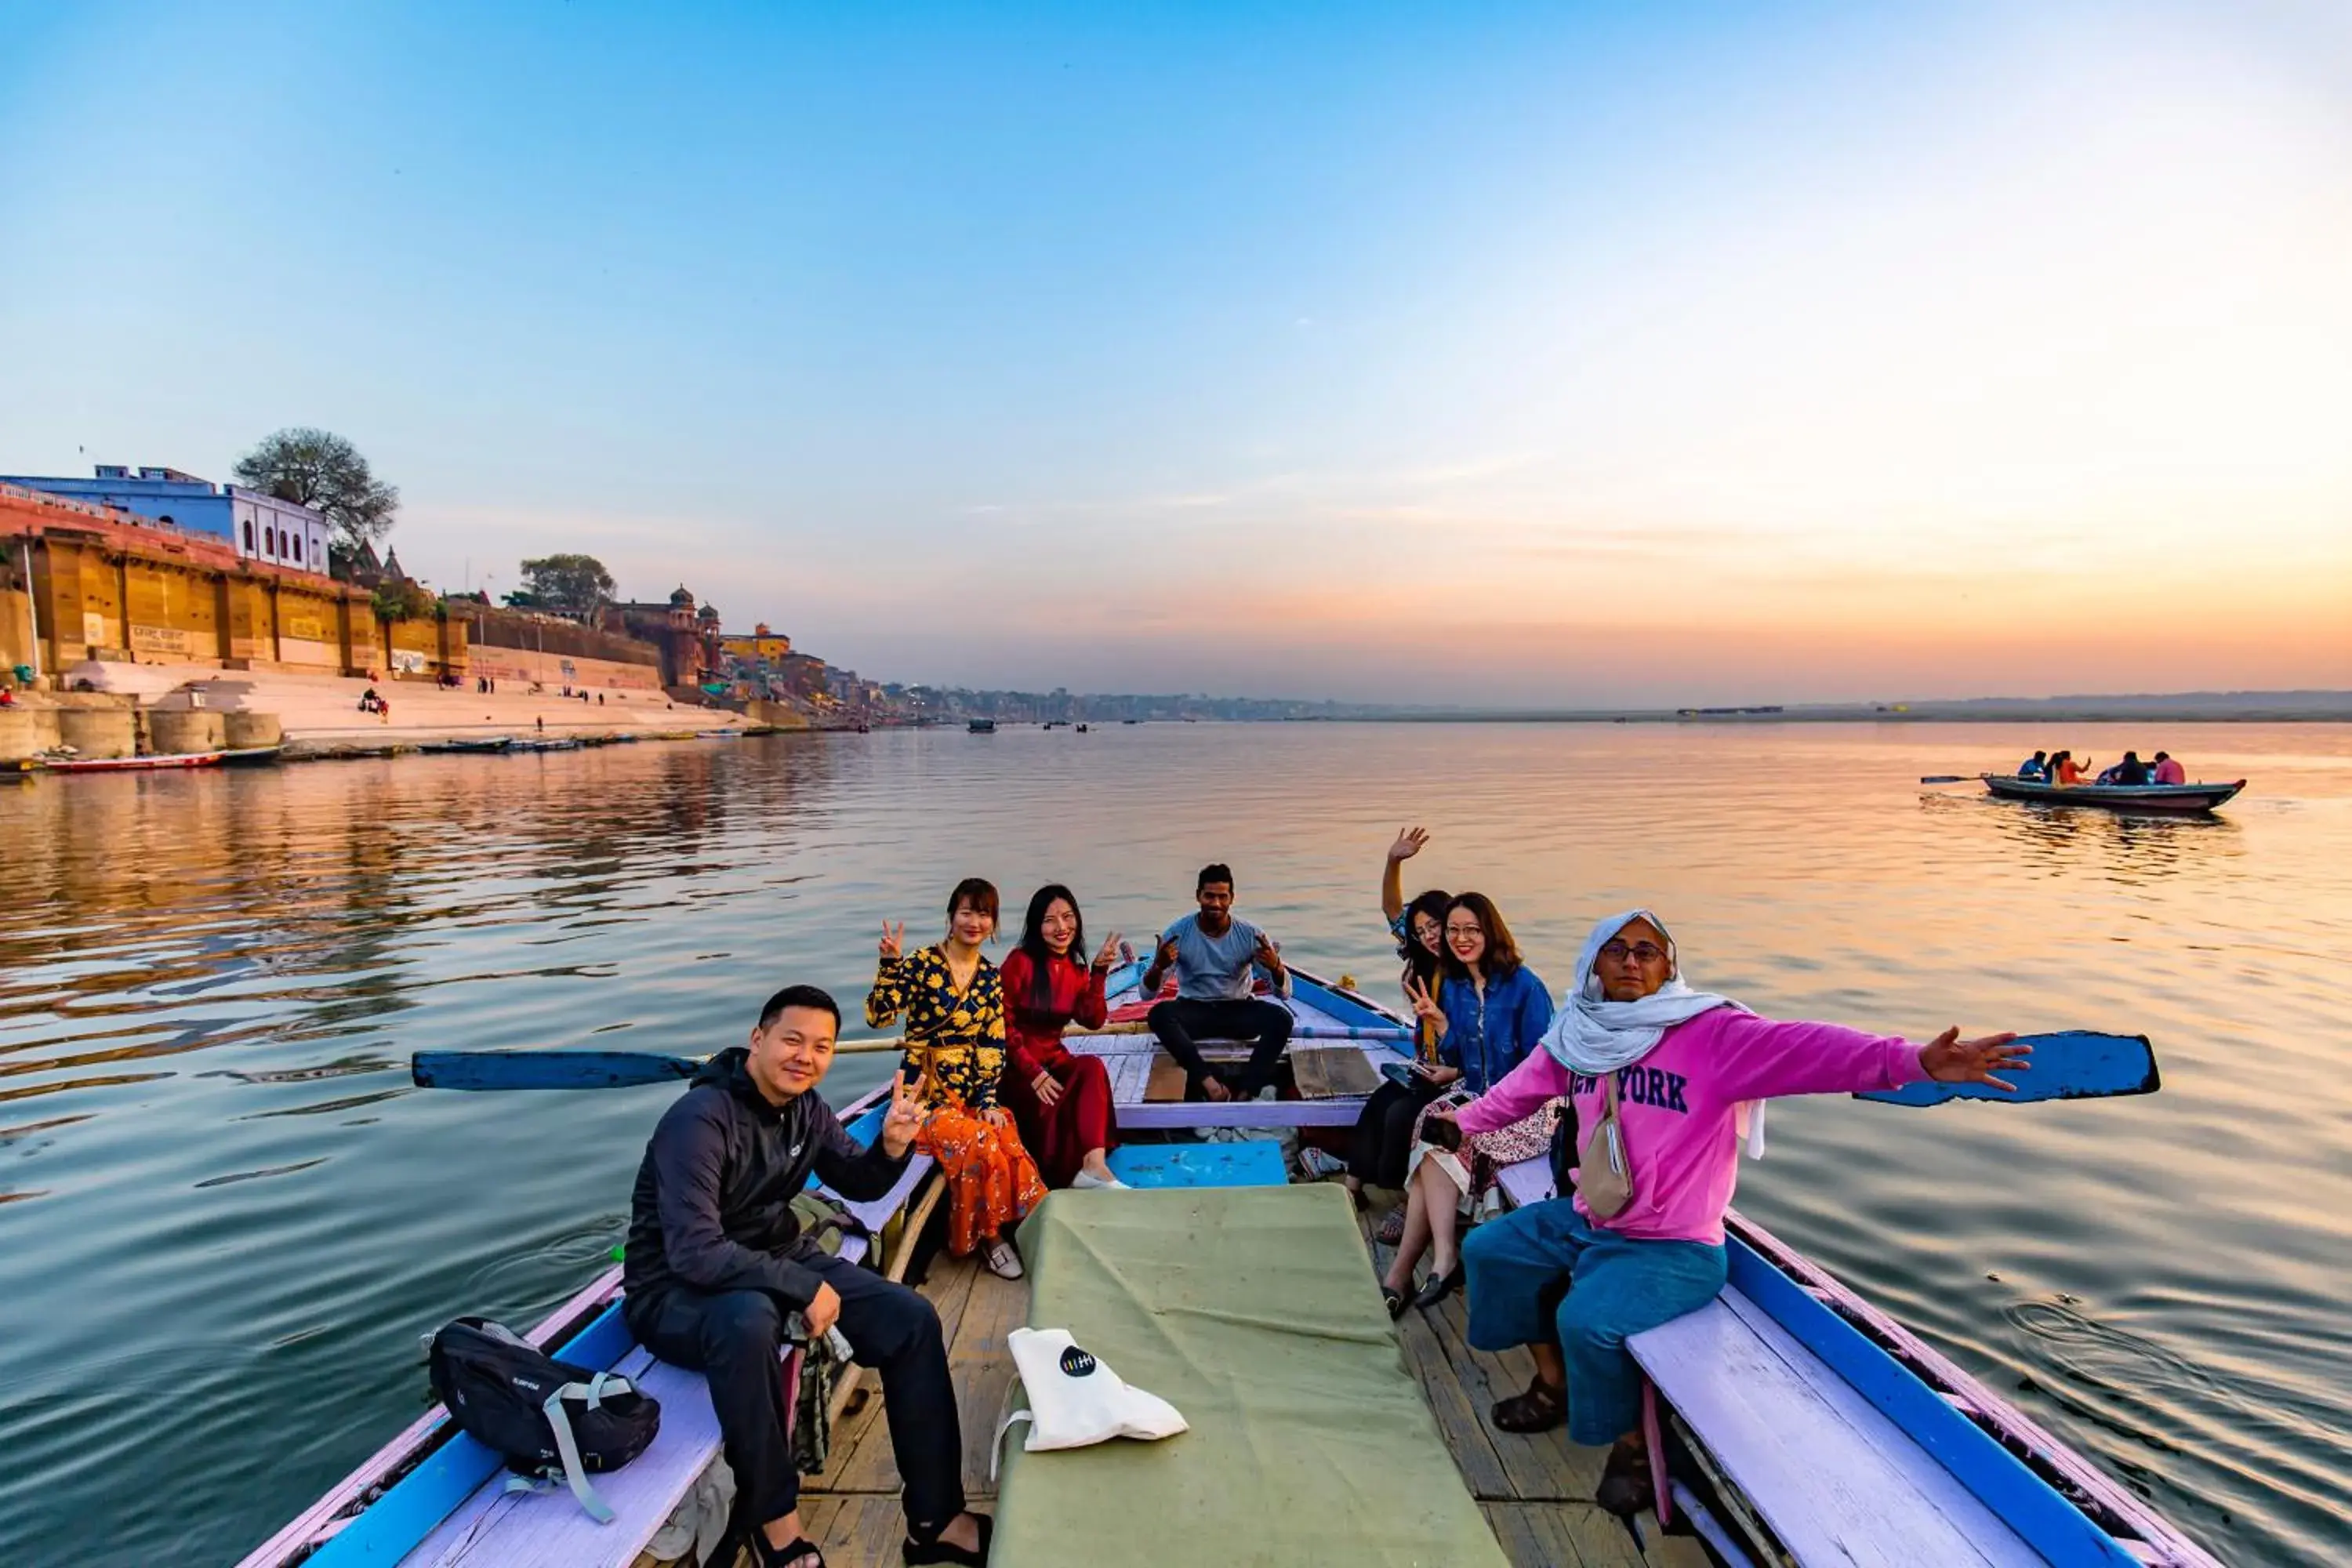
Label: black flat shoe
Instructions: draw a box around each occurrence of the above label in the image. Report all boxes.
[759,1537,825,1568]
[1595,1442,1656,1519]
[1410,1263,1462,1312]
[1382,1283,1409,1319]
[903,1513,992,1566]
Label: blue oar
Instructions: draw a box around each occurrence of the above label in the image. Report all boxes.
[414,1021,1421,1092]
[413,1049,702,1091]
[1857,1030,2157,1107]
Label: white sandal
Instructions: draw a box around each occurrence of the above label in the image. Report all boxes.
[984,1239,1025,1279]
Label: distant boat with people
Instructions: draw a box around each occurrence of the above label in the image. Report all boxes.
[967,717,996,733]
[1981,774,2246,814]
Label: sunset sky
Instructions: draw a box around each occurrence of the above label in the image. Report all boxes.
[3,2,2347,706]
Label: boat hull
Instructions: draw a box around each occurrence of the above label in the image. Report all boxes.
[1982,774,2245,812]
[237,968,2220,1568]
[45,750,225,773]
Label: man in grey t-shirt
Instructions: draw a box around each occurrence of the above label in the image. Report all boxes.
[1140,862,1295,1102]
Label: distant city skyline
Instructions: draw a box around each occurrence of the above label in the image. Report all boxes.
[4,2,2347,706]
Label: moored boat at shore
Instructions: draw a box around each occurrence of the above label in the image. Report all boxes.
[236,962,2220,1568]
[417,736,514,754]
[43,749,226,773]
[1982,773,2245,813]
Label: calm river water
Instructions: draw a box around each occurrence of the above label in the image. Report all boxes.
[3,722,2347,1565]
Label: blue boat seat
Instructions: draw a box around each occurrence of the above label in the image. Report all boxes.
[295,1154,935,1568]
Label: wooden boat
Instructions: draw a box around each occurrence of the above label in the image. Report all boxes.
[238,964,2220,1568]
[417,736,514,755]
[510,736,583,753]
[221,745,285,766]
[1,756,35,782]
[43,749,226,772]
[1982,773,2246,813]
[967,717,996,733]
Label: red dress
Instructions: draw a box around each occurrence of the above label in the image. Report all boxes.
[997,950,1119,1188]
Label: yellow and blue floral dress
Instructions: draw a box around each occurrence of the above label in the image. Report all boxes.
[866,946,1043,1254]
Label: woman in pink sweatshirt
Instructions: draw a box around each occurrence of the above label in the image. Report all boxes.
[1450,909,2027,1516]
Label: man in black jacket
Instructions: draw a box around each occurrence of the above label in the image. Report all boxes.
[624,984,990,1568]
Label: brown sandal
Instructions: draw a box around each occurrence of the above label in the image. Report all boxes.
[1595,1439,1655,1518]
[1490,1376,1567,1433]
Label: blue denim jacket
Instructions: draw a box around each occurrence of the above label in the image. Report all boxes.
[1436,965,1554,1096]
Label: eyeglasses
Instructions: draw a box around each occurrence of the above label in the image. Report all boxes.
[1599,941,1668,964]
[1443,925,1483,940]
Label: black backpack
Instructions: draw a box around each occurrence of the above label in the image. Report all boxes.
[426,1316,662,1522]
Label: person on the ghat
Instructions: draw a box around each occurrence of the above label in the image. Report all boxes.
[1451,910,2029,1518]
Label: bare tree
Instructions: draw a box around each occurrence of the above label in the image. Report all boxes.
[232,428,400,574]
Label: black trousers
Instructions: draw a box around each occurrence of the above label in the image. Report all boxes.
[626,1250,964,1533]
[1347,1075,1444,1188]
[1147,997,1295,1098]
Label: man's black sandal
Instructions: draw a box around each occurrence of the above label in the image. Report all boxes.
[758,1537,825,1568]
[902,1512,993,1565]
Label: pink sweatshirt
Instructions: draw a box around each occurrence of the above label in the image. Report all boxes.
[1455,1009,1929,1245]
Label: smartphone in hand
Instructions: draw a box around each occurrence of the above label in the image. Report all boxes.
[1419,1116,1463,1153]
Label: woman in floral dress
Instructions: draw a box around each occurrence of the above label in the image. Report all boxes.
[866,877,1044,1279]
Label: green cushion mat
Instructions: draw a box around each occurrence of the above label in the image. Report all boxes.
[995,1183,1510,1567]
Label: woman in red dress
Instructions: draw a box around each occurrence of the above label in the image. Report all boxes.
[999,884,1130,1189]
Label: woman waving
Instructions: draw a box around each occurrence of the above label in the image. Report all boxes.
[999,884,1129,1190]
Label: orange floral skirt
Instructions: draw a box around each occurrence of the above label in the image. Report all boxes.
[918,1105,1047,1257]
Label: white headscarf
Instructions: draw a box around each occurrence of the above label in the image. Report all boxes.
[1540,909,1769,1158]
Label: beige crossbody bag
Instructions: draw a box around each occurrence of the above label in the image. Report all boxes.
[1571,1071,1634,1220]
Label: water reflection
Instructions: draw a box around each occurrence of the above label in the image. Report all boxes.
[1924,790,2245,885]
[0,741,842,1166]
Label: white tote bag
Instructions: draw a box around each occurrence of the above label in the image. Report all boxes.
[993,1327,1188,1478]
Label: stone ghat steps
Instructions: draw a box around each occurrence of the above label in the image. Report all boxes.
[30,658,743,752]
[60,661,746,746]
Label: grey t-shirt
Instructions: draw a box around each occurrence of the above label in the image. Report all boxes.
[1161,913,1292,1001]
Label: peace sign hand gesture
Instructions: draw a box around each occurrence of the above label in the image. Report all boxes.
[877,920,906,964]
[1918,1028,2030,1092]
[1091,931,1127,973]
[880,1069,927,1157]
[1403,974,1446,1032]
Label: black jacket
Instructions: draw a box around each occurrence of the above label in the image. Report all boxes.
[622,1047,910,1313]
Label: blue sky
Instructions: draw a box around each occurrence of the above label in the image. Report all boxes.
[4,2,2348,704]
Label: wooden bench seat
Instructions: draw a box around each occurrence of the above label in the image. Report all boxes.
[363,1155,935,1568]
[1487,1156,2048,1566]
[1069,1036,1388,1130]
[1628,1289,2043,1566]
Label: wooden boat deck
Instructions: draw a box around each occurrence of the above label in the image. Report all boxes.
[749,1207,1703,1568]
